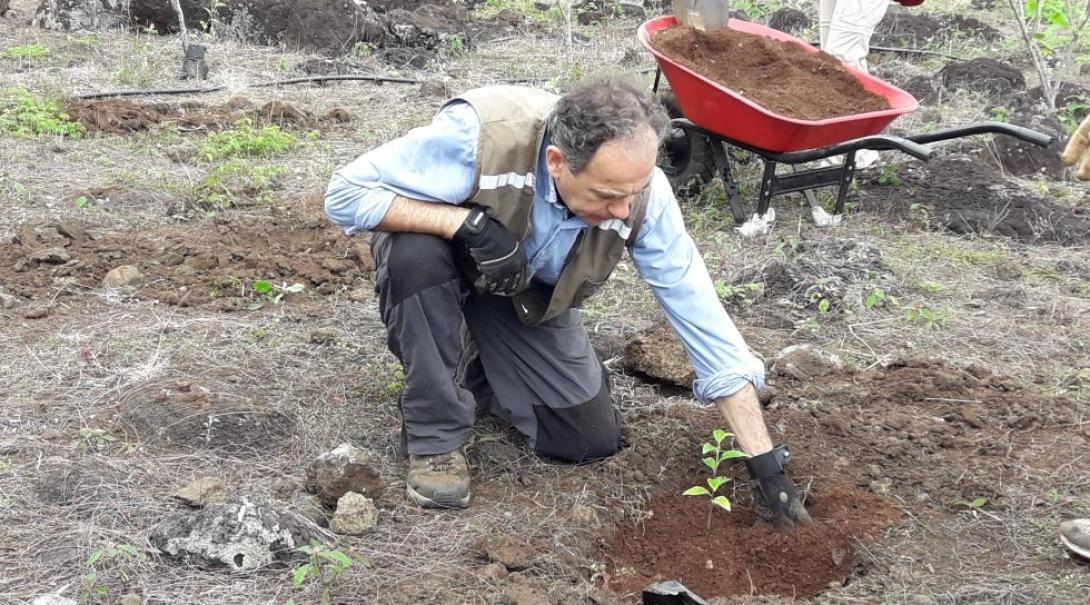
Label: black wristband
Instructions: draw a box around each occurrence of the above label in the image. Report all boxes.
[455,208,489,240]
[744,445,792,479]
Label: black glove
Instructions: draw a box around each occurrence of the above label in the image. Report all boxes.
[745,445,812,529]
[451,208,529,296]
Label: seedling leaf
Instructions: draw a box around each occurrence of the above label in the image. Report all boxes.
[683,486,710,496]
[707,476,727,492]
[252,280,273,294]
[712,429,727,443]
[970,497,987,508]
[719,449,747,461]
[702,456,716,471]
[702,443,716,454]
[711,495,732,511]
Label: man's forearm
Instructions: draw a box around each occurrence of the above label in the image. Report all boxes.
[375,197,471,239]
[715,384,773,456]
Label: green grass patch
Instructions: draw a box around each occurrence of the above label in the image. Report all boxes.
[200,119,297,162]
[195,160,289,208]
[2,44,49,59]
[0,88,82,139]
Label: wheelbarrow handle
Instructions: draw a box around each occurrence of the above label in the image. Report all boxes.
[908,121,1054,148]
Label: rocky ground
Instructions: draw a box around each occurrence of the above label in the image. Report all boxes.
[2,0,1090,604]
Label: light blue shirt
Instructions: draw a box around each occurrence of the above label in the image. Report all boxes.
[325,102,765,405]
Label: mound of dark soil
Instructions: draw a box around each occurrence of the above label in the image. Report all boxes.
[606,356,1088,600]
[66,98,350,134]
[0,196,373,309]
[607,485,900,599]
[859,155,1090,244]
[939,58,1025,100]
[874,12,999,47]
[766,8,810,34]
[651,25,890,120]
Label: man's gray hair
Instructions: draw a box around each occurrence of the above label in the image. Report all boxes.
[547,76,670,174]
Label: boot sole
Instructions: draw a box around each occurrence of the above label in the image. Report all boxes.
[1061,534,1090,560]
[407,484,470,509]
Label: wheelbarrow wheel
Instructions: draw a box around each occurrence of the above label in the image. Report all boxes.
[658,91,716,193]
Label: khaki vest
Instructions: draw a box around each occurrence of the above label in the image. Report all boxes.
[452,86,650,325]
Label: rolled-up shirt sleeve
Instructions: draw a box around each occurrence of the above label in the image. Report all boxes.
[324,101,480,234]
[629,169,766,406]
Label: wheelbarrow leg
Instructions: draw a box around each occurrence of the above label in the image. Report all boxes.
[709,140,747,224]
[834,151,857,215]
[756,160,776,218]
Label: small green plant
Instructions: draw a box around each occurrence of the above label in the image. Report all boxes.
[956,496,988,511]
[917,279,947,294]
[713,280,761,308]
[288,540,359,605]
[2,44,50,59]
[904,306,949,329]
[683,429,747,529]
[351,41,374,58]
[74,195,90,209]
[195,160,289,208]
[200,119,297,162]
[1057,101,1090,134]
[1007,0,1090,110]
[989,106,1011,123]
[876,163,903,187]
[250,280,305,308]
[82,542,145,602]
[0,88,82,138]
[385,362,406,398]
[863,286,897,310]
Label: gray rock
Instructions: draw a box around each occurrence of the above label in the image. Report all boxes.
[305,443,385,506]
[0,289,18,309]
[329,492,377,535]
[622,322,695,388]
[288,491,330,528]
[149,497,316,570]
[29,247,70,264]
[173,477,227,507]
[770,345,844,382]
[29,595,78,605]
[32,0,125,31]
[23,306,49,319]
[103,265,143,288]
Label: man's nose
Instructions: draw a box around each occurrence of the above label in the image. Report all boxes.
[608,198,631,221]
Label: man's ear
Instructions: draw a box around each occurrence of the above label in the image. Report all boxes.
[545,145,566,179]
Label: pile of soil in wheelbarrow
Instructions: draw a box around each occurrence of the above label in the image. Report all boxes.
[651,25,891,120]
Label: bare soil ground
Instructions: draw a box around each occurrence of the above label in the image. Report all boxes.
[2,1,1090,604]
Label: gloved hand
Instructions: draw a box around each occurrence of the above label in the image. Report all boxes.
[451,208,529,296]
[1061,113,1090,181]
[745,446,813,529]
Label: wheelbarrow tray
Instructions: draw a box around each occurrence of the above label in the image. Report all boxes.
[638,16,918,152]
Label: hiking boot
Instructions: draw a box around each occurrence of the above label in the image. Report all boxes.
[407,448,471,509]
[1060,518,1090,560]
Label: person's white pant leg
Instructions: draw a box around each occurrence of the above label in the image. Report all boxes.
[819,0,836,49]
[824,0,890,72]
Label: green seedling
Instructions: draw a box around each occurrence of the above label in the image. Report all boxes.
[287,539,361,605]
[249,280,305,309]
[713,281,761,308]
[904,306,949,329]
[0,87,82,138]
[200,119,296,162]
[683,429,747,529]
[82,542,145,602]
[2,44,50,59]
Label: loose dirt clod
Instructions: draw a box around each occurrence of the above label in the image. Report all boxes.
[651,24,890,120]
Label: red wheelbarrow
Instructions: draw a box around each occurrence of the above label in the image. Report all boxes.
[638,16,1054,228]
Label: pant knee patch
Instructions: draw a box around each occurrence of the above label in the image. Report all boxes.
[532,379,620,463]
[378,233,462,308]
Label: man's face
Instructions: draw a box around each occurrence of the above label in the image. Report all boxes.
[546,128,658,227]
